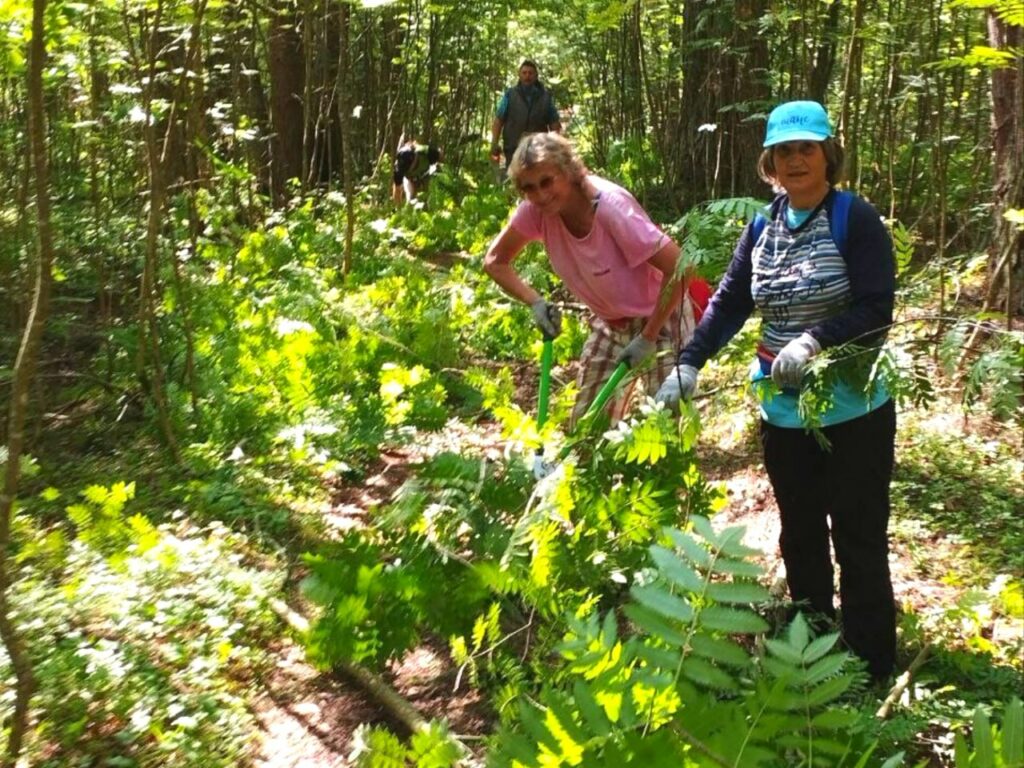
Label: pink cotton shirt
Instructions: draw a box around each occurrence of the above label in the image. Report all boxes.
[509,175,670,321]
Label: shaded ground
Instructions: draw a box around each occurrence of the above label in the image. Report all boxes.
[253,638,490,767]
[254,417,507,766]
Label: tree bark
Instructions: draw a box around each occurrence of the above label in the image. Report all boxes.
[677,0,770,207]
[268,0,305,203]
[987,12,1023,316]
[135,0,182,462]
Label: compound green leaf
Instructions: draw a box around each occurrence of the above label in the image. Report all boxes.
[665,527,713,568]
[631,584,695,623]
[765,638,804,666]
[805,674,856,707]
[704,581,771,605]
[634,642,682,672]
[811,709,860,730]
[689,514,720,548]
[709,556,763,578]
[700,605,769,634]
[573,681,612,738]
[689,633,751,668]
[802,652,849,686]
[681,656,738,692]
[649,544,704,592]
[623,604,689,647]
[801,632,841,663]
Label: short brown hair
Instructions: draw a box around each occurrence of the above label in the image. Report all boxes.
[757,137,846,186]
[507,133,586,186]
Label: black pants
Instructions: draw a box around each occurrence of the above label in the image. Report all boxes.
[761,399,897,678]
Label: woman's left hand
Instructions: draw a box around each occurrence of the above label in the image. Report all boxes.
[617,334,657,369]
[771,333,822,389]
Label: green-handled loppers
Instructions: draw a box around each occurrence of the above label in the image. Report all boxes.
[533,338,630,480]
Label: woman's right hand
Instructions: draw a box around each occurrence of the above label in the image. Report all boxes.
[530,298,562,339]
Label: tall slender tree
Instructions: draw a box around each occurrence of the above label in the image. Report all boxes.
[0,0,52,761]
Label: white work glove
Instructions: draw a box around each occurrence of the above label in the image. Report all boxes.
[655,365,699,411]
[771,333,822,390]
[616,334,657,369]
[530,298,562,339]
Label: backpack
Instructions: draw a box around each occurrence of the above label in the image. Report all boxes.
[750,189,853,257]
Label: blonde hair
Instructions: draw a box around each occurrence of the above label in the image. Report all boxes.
[757,137,846,186]
[507,133,586,185]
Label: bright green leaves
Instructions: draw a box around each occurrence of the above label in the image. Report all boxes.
[65,481,139,559]
[379,362,448,428]
[648,545,703,592]
[670,196,768,280]
[626,519,769,700]
[350,722,464,768]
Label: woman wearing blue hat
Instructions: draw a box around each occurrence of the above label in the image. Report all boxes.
[656,101,897,681]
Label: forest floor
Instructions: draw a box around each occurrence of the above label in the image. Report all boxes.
[248,363,1022,767]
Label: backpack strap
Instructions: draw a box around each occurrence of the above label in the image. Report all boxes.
[750,212,767,245]
[829,189,853,258]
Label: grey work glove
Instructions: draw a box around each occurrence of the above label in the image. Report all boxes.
[530,298,562,339]
[655,365,699,411]
[616,334,657,369]
[770,333,822,389]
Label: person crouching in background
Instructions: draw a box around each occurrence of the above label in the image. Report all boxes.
[392,139,442,205]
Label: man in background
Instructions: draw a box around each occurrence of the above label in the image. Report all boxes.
[490,60,562,173]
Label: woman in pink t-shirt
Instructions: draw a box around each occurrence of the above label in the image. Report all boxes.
[483,132,708,427]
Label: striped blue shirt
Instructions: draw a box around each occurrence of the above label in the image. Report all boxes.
[680,190,896,428]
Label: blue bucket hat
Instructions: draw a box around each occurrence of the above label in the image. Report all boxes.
[763,101,833,147]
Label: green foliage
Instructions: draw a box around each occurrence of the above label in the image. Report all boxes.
[953,699,1024,768]
[957,329,1024,422]
[299,455,518,670]
[669,197,767,282]
[604,136,666,208]
[64,480,148,559]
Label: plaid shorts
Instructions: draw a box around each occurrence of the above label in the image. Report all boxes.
[570,294,699,429]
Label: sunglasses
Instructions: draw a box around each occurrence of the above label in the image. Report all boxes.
[516,175,557,195]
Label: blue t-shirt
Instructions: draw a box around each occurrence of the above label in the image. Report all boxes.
[681,190,895,428]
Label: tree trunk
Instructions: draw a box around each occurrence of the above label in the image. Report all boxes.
[808,0,842,103]
[0,0,51,761]
[339,1,355,275]
[678,0,770,207]
[987,12,1023,316]
[268,0,305,203]
[134,0,181,462]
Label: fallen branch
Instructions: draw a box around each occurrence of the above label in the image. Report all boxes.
[268,598,428,733]
[876,644,931,719]
[267,598,480,765]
